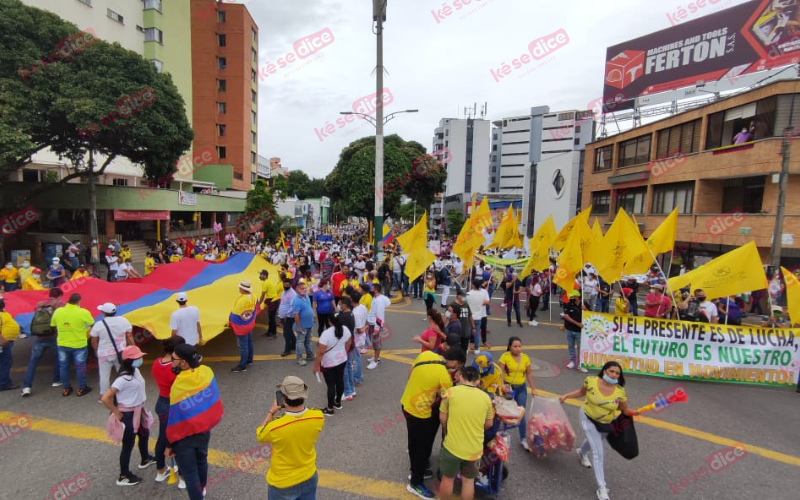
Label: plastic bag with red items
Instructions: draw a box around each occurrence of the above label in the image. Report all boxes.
[525,397,576,457]
[488,430,510,462]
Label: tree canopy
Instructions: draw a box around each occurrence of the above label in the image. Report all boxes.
[286,170,328,199]
[325,134,447,219]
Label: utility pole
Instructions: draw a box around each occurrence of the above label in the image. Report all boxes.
[769,128,792,270]
[373,0,386,259]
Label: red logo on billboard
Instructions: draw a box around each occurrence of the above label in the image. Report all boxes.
[605,50,645,89]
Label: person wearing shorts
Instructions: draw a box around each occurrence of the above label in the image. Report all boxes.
[437,366,494,500]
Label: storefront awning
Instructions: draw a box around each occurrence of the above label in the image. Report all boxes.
[114,210,170,221]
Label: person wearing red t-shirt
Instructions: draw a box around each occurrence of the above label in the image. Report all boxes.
[152,336,186,485]
[331,264,348,306]
[644,284,672,319]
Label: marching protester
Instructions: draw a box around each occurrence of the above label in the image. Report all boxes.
[527,272,543,326]
[293,282,316,366]
[166,343,224,500]
[467,279,491,352]
[170,292,203,346]
[314,315,352,416]
[563,290,589,373]
[413,308,446,353]
[366,283,391,370]
[89,302,134,397]
[21,288,65,396]
[256,376,324,499]
[559,361,639,500]
[52,293,95,397]
[152,337,186,488]
[101,346,156,487]
[501,270,524,328]
[0,262,19,292]
[423,270,437,316]
[312,279,335,337]
[278,277,298,357]
[498,336,538,450]
[0,298,21,391]
[259,270,280,339]
[230,280,257,372]
[643,284,672,319]
[453,290,475,354]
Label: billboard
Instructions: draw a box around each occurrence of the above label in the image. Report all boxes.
[603,0,800,110]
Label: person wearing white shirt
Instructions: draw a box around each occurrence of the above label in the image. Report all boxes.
[89,303,133,395]
[169,293,203,346]
[366,284,391,370]
[353,257,367,281]
[467,279,491,353]
[582,273,599,311]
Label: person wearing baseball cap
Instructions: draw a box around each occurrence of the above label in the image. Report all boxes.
[170,292,202,347]
[89,302,133,396]
[257,375,324,498]
[563,290,588,373]
[101,345,157,487]
[230,280,257,372]
[644,283,671,319]
[46,256,66,289]
[258,270,280,340]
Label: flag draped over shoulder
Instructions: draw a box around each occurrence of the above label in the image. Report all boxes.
[229,294,257,336]
[624,207,678,275]
[382,223,394,245]
[781,267,800,325]
[595,210,649,283]
[398,212,435,282]
[453,198,491,265]
[668,241,766,298]
[167,366,224,443]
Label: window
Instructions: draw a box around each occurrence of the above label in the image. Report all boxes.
[144,28,163,43]
[594,145,613,171]
[217,124,226,137]
[575,125,581,133]
[251,131,257,144]
[217,102,226,114]
[251,111,256,124]
[252,28,257,42]
[251,90,257,103]
[218,57,227,70]
[617,187,646,215]
[722,177,764,213]
[22,169,40,182]
[657,119,700,157]
[218,11,226,23]
[652,182,694,214]
[143,0,162,11]
[491,166,497,172]
[558,112,575,121]
[217,34,226,47]
[217,146,227,159]
[492,144,497,151]
[217,79,226,92]
[251,69,256,83]
[251,152,257,164]
[552,170,565,196]
[150,59,163,73]
[107,8,124,24]
[252,49,257,64]
[112,178,128,187]
[233,172,243,180]
[252,173,257,183]
[618,134,651,168]
[574,138,581,146]
[77,0,92,6]
[705,97,777,149]
[591,191,611,215]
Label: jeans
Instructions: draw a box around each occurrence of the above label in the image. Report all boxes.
[155,396,171,470]
[412,279,422,298]
[629,298,639,316]
[23,336,61,388]
[282,317,296,354]
[58,346,88,390]
[511,383,528,441]
[268,472,318,500]
[596,298,610,313]
[0,341,14,388]
[343,349,361,396]
[3,281,17,292]
[480,317,488,344]
[506,300,521,325]
[402,274,410,295]
[393,272,402,290]
[404,407,440,487]
[120,410,150,475]
[267,302,279,336]
[566,329,581,365]
[296,327,313,360]
[527,296,540,320]
[174,431,210,500]
[322,361,346,409]
[235,333,253,369]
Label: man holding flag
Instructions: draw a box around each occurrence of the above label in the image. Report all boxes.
[230,281,257,373]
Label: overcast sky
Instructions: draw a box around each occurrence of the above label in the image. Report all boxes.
[238,0,752,179]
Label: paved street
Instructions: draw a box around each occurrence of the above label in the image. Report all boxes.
[1,295,798,500]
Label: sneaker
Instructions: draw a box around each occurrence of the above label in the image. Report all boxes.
[578,366,589,373]
[155,469,170,483]
[139,456,157,469]
[367,359,381,370]
[231,366,247,373]
[344,394,355,401]
[76,386,92,397]
[116,473,142,486]
[567,362,575,369]
[18,333,27,339]
[529,320,539,326]
[597,486,610,500]
[280,352,291,357]
[51,382,62,387]
[521,438,530,451]
[473,349,480,355]
[578,449,593,468]
[62,387,73,397]
[359,348,368,354]
[322,408,335,416]
[407,469,434,480]
[246,360,254,365]
[507,322,512,327]
[178,478,186,489]
[298,359,307,367]
[475,473,490,487]
[20,387,31,397]
[406,483,435,499]
[333,401,343,410]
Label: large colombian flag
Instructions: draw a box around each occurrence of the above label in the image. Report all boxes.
[167,365,224,443]
[229,295,257,336]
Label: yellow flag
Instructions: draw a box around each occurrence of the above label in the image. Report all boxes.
[667,241,766,298]
[504,206,523,249]
[781,267,800,327]
[553,226,582,287]
[520,239,551,278]
[487,204,515,249]
[453,198,491,264]
[592,218,603,241]
[398,212,435,282]
[529,214,556,252]
[396,211,427,252]
[553,206,593,252]
[624,207,678,275]
[595,210,649,283]
[577,218,600,264]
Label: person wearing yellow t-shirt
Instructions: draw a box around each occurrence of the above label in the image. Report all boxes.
[438,366,494,500]
[71,268,90,280]
[258,270,279,339]
[50,293,95,396]
[144,254,157,275]
[0,263,20,292]
[359,283,372,312]
[169,253,182,263]
[22,268,45,291]
[18,260,33,284]
[559,361,639,500]
[400,350,455,496]
[615,289,631,316]
[118,247,131,263]
[256,376,324,497]
[498,336,538,451]
[472,352,504,397]
[0,298,21,390]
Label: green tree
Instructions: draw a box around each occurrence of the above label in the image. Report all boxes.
[445,209,465,235]
[397,201,417,223]
[272,175,290,200]
[287,170,311,198]
[325,134,447,219]
[241,179,280,240]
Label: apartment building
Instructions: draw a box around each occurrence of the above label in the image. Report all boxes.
[582,80,800,270]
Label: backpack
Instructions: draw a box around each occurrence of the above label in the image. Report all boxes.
[30,303,56,336]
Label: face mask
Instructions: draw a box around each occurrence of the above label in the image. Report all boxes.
[33,275,40,280]
[132,358,143,368]
[171,365,183,375]
[22,263,29,268]
[445,311,452,319]
[602,374,618,385]
[5,265,11,270]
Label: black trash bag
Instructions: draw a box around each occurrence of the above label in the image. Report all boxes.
[606,413,639,460]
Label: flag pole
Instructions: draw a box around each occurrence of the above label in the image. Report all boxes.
[644,246,682,321]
